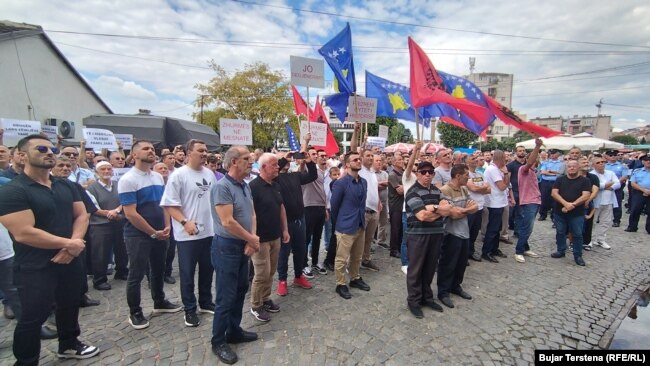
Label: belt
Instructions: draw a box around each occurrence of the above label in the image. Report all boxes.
[365,209,376,214]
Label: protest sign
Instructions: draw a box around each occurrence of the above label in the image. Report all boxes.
[290,56,325,88]
[299,121,327,146]
[378,125,389,140]
[83,128,118,150]
[114,134,133,150]
[112,167,131,181]
[219,119,253,145]
[0,119,41,147]
[366,137,387,149]
[348,96,377,124]
[41,125,59,144]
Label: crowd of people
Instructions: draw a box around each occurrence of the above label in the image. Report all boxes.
[0,125,649,364]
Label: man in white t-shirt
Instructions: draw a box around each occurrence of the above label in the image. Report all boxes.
[481,150,510,263]
[161,139,217,328]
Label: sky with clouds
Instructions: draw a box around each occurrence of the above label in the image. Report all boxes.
[4,0,650,132]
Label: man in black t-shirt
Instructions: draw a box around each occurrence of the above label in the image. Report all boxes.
[550,160,592,266]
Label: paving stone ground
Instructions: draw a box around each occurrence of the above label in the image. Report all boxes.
[0,213,648,365]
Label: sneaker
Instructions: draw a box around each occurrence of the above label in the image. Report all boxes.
[293,275,313,289]
[514,254,525,263]
[312,264,327,275]
[263,300,280,313]
[184,312,200,327]
[57,341,99,360]
[583,242,593,251]
[199,303,215,314]
[250,306,271,322]
[596,241,611,250]
[401,265,408,275]
[361,260,380,271]
[277,280,288,296]
[128,312,149,330]
[153,299,183,314]
[523,250,540,258]
[302,266,314,279]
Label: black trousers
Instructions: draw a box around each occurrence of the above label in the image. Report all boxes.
[389,203,403,253]
[406,233,442,307]
[88,221,128,285]
[165,233,177,277]
[125,236,168,314]
[583,215,594,245]
[304,206,326,267]
[467,209,483,257]
[613,187,624,224]
[13,258,84,366]
[324,218,337,266]
[539,180,555,218]
[437,234,469,299]
[628,190,650,232]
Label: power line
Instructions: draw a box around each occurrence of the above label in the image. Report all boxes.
[516,85,650,98]
[602,102,650,111]
[517,60,650,83]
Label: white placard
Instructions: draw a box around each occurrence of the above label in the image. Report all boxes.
[378,125,389,140]
[219,119,253,145]
[347,96,378,124]
[83,128,118,150]
[114,134,133,150]
[299,121,327,146]
[366,136,386,149]
[290,56,325,88]
[41,125,59,144]
[0,118,41,147]
[112,167,131,181]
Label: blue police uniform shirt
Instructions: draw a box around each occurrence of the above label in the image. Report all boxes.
[539,159,564,181]
[605,161,630,179]
[630,167,650,189]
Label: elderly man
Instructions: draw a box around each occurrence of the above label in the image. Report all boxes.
[604,150,630,227]
[388,153,405,258]
[210,146,260,364]
[466,154,490,262]
[109,151,126,169]
[481,150,510,263]
[0,135,99,363]
[248,153,289,322]
[625,155,650,233]
[60,146,95,188]
[589,156,620,250]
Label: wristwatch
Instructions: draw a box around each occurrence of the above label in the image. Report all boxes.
[180,219,188,226]
[150,232,157,239]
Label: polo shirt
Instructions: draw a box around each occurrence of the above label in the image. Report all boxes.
[330,174,367,235]
[210,173,253,240]
[539,159,564,181]
[0,174,82,269]
[249,176,284,242]
[631,167,650,189]
[605,161,630,179]
[118,167,166,237]
[405,181,445,235]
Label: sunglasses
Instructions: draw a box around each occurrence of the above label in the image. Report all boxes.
[62,151,78,157]
[35,145,60,154]
[418,170,435,175]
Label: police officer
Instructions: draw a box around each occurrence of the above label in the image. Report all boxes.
[624,155,650,234]
[538,149,565,221]
[604,150,630,227]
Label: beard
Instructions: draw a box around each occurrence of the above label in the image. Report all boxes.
[29,156,55,169]
[350,166,361,172]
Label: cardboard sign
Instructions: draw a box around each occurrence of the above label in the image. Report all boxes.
[348,96,378,124]
[0,118,41,147]
[83,128,118,150]
[219,119,253,145]
[114,134,133,150]
[378,125,389,140]
[366,136,386,149]
[41,125,59,144]
[299,121,327,146]
[290,56,325,88]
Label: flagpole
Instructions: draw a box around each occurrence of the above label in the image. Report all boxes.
[306,87,311,134]
[415,107,421,142]
[353,94,362,148]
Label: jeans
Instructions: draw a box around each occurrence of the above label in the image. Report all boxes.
[165,234,177,277]
[250,239,281,308]
[482,207,504,256]
[125,236,168,314]
[400,213,409,266]
[178,237,214,313]
[0,257,20,319]
[437,234,469,299]
[304,206,326,267]
[554,213,584,258]
[277,217,306,281]
[324,218,338,267]
[211,235,249,346]
[13,259,84,366]
[539,180,555,218]
[323,218,332,251]
[467,209,483,257]
[515,204,539,255]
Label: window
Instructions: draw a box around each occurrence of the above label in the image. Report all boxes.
[488,88,497,97]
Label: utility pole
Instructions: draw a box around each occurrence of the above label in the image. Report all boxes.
[596,98,603,116]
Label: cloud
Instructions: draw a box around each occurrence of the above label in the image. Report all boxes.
[94,76,156,100]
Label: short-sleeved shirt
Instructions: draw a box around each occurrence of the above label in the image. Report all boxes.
[483,163,508,208]
[432,166,451,187]
[552,175,591,217]
[388,168,404,209]
[210,174,253,240]
[249,176,284,242]
[518,165,541,205]
[160,165,217,242]
[402,171,417,212]
[68,167,95,185]
[375,169,389,203]
[605,161,630,180]
[0,174,82,269]
[405,181,445,235]
[118,167,166,237]
[439,184,470,239]
[507,159,525,197]
[468,170,487,210]
[539,159,564,181]
[631,167,650,189]
[359,166,379,212]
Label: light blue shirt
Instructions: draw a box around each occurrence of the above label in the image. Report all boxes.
[68,167,95,185]
[630,167,650,189]
[539,159,564,181]
[605,161,630,179]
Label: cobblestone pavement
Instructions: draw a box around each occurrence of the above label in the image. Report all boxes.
[1,214,648,365]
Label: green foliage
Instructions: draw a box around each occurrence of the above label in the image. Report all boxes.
[362,117,412,144]
[611,135,639,145]
[513,130,533,142]
[640,137,647,144]
[475,137,516,152]
[438,122,478,148]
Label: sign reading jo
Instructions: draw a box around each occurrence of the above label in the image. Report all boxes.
[290,56,325,88]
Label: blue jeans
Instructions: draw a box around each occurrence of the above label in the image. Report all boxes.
[178,236,214,313]
[515,204,539,255]
[400,213,409,266]
[482,207,504,256]
[554,213,584,258]
[277,217,306,281]
[323,218,332,251]
[211,235,249,346]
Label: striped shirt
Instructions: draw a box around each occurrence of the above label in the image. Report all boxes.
[118,167,166,237]
[405,181,445,235]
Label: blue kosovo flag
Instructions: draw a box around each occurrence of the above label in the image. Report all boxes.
[284,123,300,151]
[437,71,495,133]
[365,71,419,122]
[319,23,356,95]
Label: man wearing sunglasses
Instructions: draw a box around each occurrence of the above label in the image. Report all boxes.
[60,146,95,189]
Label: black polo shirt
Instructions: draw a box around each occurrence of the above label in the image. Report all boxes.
[249,175,284,242]
[0,173,82,269]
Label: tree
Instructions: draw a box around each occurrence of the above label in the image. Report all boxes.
[611,135,638,145]
[361,117,412,144]
[438,122,478,148]
[513,130,533,142]
[641,137,647,144]
[194,62,294,150]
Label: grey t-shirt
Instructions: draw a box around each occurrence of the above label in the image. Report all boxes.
[439,184,470,239]
[433,166,451,187]
[210,174,253,240]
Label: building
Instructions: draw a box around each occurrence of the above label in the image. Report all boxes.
[530,115,611,139]
[0,20,112,141]
[465,72,516,141]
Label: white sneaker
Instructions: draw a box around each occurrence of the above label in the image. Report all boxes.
[401,266,408,274]
[596,241,611,250]
[514,254,525,263]
[523,250,540,258]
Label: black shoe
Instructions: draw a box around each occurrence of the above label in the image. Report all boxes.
[575,257,586,266]
[422,299,444,313]
[408,304,424,318]
[481,254,499,263]
[324,262,335,272]
[227,330,258,344]
[57,340,99,360]
[153,299,182,314]
[212,343,238,364]
[469,253,482,262]
[493,249,507,258]
[128,312,150,329]
[80,294,100,307]
[114,272,128,281]
[538,216,546,221]
[624,227,637,232]
[361,260,380,271]
[377,242,390,249]
[40,325,58,340]
[164,276,176,284]
[439,296,455,308]
[336,285,352,299]
[389,251,400,258]
[93,282,111,291]
[612,222,620,227]
[199,303,216,314]
[551,223,556,229]
[184,312,200,327]
[452,289,473,300]
[551,252,565,258]
[349,278,370,291]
